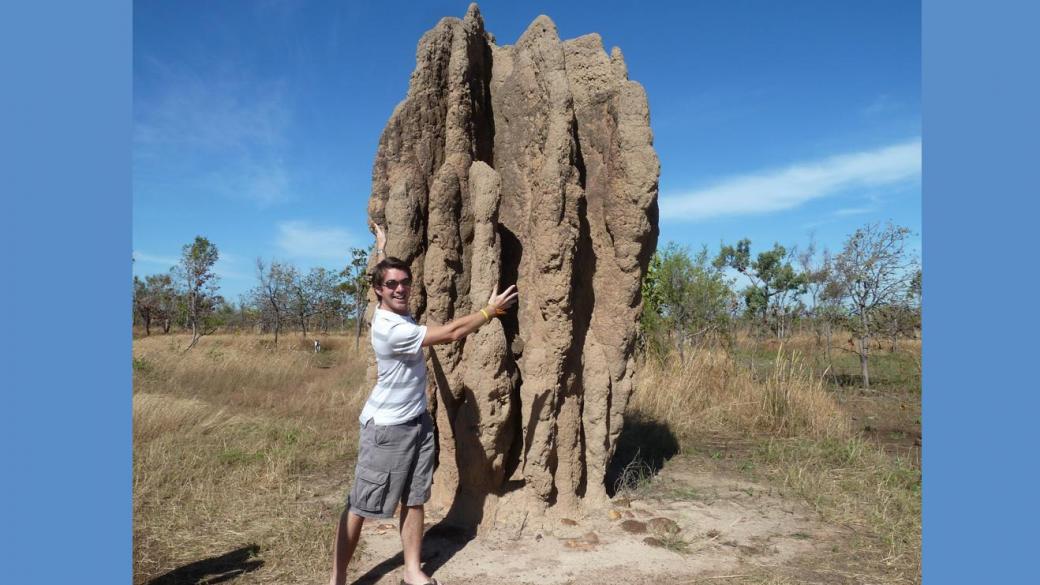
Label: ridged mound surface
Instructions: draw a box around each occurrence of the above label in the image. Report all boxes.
[366,3,659,530]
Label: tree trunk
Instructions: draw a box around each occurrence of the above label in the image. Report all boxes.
[824,321,833,370]
[859,310,871,388]
[354,303,363,350]
[859,340,870,388]
[188,290,199,349]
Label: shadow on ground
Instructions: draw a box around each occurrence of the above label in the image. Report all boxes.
[144,544,262,585]
[604,413,680,497]
[352,521,475,584]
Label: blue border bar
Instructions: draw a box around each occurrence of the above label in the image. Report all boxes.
[4,1,1039,582]
[1,1,131,582]
[923,0,1039,583]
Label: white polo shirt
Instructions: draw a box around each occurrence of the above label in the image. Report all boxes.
[359,307,428,425]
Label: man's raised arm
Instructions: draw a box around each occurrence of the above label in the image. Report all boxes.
[370,220,386,261]
[422,284,518,346]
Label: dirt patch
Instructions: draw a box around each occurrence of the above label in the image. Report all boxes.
[333,456,841,585]
[839,390,921,463]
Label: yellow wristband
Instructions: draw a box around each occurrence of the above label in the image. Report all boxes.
[480,308,491,323]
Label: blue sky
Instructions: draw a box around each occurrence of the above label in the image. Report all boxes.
[133,0,921,302]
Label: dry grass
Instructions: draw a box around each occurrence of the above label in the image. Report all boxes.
[133,333,370,584]
[753,437,922,583]
[133,331,919,584]
[632,346,850,441]
[630,342,920,585]
[732,329,923,393]
[133,334,369,425]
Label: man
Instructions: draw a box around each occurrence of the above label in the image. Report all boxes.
[329,223,518,585]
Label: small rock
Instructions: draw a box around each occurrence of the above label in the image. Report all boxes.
[620,519,647,534]
[562,532,599,551]
[560,518,578,526]
[647,517,680,535]
[643,537,665,548]
[378,523,396,530]
[563,539,593,551]
[608,509,622,520]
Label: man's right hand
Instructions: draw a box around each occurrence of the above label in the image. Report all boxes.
[487,284,519,316]
[422,283,519,347]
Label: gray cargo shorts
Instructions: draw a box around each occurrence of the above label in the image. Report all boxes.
[346,411,435,519]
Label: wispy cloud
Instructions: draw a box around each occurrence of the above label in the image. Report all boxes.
[213,261,250,281]
[134,58,294,207]
[133,249,249,281]
[201,159,291,208]
[275,221,358,262]
[863,94,899,116]
[660,139,921,222]
[135,58,289,151]
[802,204,879,229]
[133,251,178,268]
[833,206,876,217]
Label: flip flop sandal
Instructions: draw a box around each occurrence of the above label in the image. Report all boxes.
[399,580,439,585]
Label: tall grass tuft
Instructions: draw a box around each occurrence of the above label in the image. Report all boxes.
[632,345,850,441]
[631,342,919,584]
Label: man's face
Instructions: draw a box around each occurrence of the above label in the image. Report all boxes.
[377,267,412,315]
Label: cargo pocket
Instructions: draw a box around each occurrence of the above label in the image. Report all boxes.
[373,424,389,447]
[350,465,389,515]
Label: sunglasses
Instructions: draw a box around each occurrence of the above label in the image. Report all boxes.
[380,278,412,290]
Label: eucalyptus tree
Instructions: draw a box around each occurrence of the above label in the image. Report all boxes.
[340,247,370,349]
[284,265,316,339]
[641,243,735,359]
[714,239,807,339]
[173,236,220,349]
[253,258,292,344]
[797,239,843,361]
[829,222,919,388]
[305,267,343,335]
[133,273,177,336]
[133,276,152,334]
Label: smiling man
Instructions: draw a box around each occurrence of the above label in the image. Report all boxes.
[328,224,517,585]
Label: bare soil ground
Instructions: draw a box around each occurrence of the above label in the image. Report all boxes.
[839,389,921,460]
[312,455,850,585]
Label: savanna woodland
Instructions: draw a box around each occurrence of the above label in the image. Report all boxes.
[134,221,921,585]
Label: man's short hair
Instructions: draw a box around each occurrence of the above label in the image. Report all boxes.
[371,257,412,302]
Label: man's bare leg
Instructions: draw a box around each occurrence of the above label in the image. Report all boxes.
[329,509,365,585]
[399,505,432,585]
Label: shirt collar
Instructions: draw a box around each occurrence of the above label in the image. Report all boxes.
[375,307,415,323]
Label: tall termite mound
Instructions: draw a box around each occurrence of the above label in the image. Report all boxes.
[366,3,659,531]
